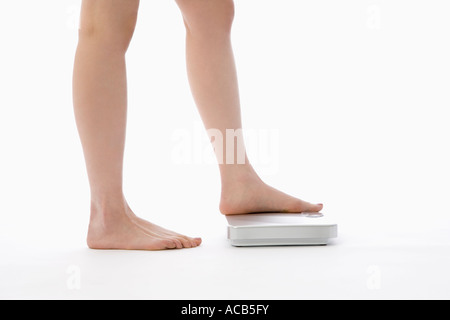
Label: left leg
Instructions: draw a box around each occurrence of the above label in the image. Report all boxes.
[73,0,200,249]
[175,0,323,215]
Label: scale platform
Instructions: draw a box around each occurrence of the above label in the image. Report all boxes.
[226,212,337,247]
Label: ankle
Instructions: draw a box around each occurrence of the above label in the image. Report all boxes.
[220,163,261,189]
[90,193,127,217]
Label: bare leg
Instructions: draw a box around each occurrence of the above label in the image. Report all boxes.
[176,0,323,215]
[73,0,201,249]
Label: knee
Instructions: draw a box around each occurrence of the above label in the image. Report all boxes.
[78,6,139,53]
[176,0,235,38]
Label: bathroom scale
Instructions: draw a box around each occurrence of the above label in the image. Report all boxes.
[226,212,337,247]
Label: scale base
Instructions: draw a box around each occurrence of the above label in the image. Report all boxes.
[226,213,337,247]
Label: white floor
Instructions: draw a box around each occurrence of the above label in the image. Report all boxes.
[1,0,450,302]
[1,214,449,300]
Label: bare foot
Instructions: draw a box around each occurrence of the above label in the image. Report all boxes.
[87,198,202,250]
[219,168,323,215]
[124,203,202,249]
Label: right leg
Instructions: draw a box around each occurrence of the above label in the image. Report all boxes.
[73,0,201,250]
[175,0,323,215]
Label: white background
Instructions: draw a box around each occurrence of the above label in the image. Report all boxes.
[0,0,449,299]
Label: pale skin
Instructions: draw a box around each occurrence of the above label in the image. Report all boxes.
[73,0,323,250]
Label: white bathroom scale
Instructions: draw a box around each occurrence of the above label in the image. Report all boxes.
[226,213,337,247]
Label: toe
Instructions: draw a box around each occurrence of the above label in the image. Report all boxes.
[179,237,193,248]
[289,200,323,213]
[163,239,178,249]
[173,239,183,249]
[189,237,201,247]
[189,239,197,247]
[303,202,323,212]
